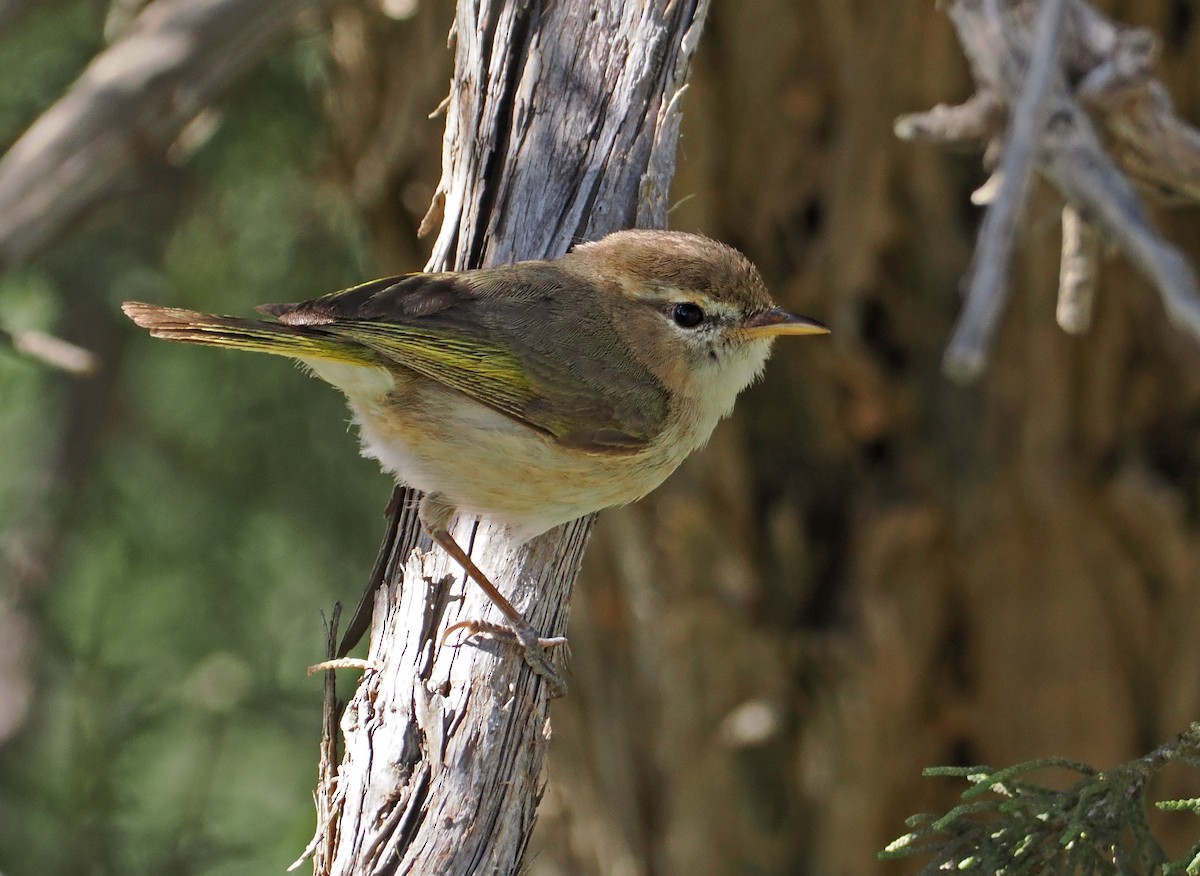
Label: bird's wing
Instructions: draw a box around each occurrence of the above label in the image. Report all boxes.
[262,266,670,452]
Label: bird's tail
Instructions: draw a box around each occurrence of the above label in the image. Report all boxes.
[121,302,375,365]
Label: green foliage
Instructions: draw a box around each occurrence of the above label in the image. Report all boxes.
[0,0,105,145]
[882,725,1200,875]
[0,4,406,875]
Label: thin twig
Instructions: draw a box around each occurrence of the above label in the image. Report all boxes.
[894,90,1003,146]
[291,604,344,875]
[1056,203,1097,334]
[943,0,1068,381]
[0,327,98,375]
[1039,102,1200,339]
[306,657,379,675]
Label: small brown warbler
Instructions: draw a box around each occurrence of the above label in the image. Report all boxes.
[123,229,827,692]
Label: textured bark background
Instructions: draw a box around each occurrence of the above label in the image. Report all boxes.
[314,0,1200,872]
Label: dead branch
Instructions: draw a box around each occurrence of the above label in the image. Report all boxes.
[0,0,321,271]
[289,605,343,874]
[315,2,710,874]
[1056,202,1099,333]
[896,0,1200,381]
[0,326,98,375]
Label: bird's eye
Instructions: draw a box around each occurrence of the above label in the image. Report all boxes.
[672,302,705,328]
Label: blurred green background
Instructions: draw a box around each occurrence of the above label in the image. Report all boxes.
[0,3,419,871]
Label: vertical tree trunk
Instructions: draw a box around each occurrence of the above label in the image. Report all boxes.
[317,2,710,872]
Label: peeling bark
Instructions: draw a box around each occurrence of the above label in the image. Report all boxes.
[312,2,710,873]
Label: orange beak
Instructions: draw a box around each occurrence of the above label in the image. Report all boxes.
[740,307,829,339]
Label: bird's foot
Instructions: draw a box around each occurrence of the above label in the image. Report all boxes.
[444,619,569,698]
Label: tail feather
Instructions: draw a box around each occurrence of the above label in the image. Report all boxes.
[121,302,375,365]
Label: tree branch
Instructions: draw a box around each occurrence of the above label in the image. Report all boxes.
[315,2,710,873]
[942,0,1069,381]
[895,0,1200,381]
[1056,202,1098,334]
[0,326,98,375]
[0,0,320,271]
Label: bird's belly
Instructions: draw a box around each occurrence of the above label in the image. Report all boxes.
[346,382,680,539]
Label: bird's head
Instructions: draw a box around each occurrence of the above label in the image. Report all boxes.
[568,229,828,419]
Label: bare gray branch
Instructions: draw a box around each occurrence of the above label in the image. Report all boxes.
[899,0,1200,381]
[943,0,1069,381]
[0,0,319,270]
[1056,203,1098,334]
[0,327,98,375]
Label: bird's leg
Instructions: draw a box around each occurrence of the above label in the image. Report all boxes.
[419,493,568,697]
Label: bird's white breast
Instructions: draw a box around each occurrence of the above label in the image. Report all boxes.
[300,343,763,541]
[300,358,693,539]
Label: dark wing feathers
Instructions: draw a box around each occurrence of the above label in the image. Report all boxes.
[264,265,670,452]
[259,273,471,324]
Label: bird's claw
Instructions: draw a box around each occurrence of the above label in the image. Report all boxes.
[443,619,569,698]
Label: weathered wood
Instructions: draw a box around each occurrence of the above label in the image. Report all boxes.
[0,0,320,270]
[317,2,710,873]
[896,0,1200,380]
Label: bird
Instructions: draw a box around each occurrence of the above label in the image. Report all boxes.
[122,228,828,694]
